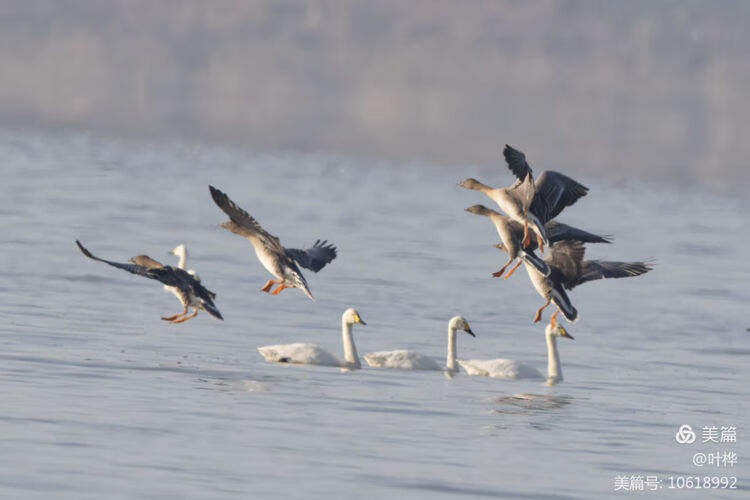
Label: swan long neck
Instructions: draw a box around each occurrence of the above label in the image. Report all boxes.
[176,250,187,269]
[546,329,562,383]
[446,325,458,373]
[341,319,361,369]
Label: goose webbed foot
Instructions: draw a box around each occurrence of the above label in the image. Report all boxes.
[260,280,280,293]
[491,258,513,278]
[161,307,188,321]
[270,283,291,295]
[502,260,522,279]
[171,309,198,324]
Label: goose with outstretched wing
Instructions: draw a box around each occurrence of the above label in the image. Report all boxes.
[525,240,653,324]
[209,185,336,300]
[76,240,222,324]
[487,217,612,278]
[459,145,588,252]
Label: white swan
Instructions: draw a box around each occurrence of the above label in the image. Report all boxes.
[257,308,366,369]
[459,317,573,383]
[541,315,574,385]
[164,244,200,295]
[363,316,475,376]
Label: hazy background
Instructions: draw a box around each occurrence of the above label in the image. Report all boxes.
[1,0,748,187]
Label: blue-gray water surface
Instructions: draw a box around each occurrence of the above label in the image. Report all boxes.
[1,130,748,499]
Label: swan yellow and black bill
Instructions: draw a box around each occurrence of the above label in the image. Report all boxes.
[353,313,366,325]
[560,327,574,340]
[464,325,476,337]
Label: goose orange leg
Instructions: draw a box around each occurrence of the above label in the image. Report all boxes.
[171,309,198,324]
[270,283,292,295]
[521,220,531,247]
[260,279,281,293]
[162,306,188,321]
[502,260,523,279]
[549,309,559,325]
[492,257,514,277]
[533,298,551,323]
[536,233,545,253]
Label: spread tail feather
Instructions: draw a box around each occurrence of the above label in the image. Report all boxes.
[203,301,223,320]
[550,288,578,322]
[521,250,551,277]
[299,283,314,301]
[292,274,314,300]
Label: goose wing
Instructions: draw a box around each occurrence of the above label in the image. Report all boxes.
[574,260,653,288]
[545,240,585,289]
[77,240,184,288]
[545,221,612,245]
[503,144,535,210]
[530,171,589,224]
[209,185,285,253]
[284,239,337,272]
[503,144,533,183]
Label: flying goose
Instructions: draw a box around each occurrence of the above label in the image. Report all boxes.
[524,240,653,324]
[76,240,222,323]
[459,145,588,252]
[479,211,611,279]
[209,185,337,300]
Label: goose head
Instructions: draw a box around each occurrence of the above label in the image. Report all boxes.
[493,242,507,252]
[464,204,495,217]
[448,316,475,337]
[342,308,366,326]
[457,178,486,191]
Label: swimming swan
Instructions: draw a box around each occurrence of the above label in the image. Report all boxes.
[257,308,366,369]
[458,319,573,382]
[164,243,200,297]
[363,316,475,376]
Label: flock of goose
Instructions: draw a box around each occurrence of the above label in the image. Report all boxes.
[76,145,652,384]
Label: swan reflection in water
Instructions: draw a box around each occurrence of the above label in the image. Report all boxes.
[490,393,574,415]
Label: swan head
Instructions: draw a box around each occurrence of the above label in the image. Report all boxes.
[448,316,475,337]
[546,316,574,340]
[169,244,187,258]
[342,308,366,326]
[464,204,494,217]
[457,178,485,191]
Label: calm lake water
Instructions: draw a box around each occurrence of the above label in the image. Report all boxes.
[1,130,748,499]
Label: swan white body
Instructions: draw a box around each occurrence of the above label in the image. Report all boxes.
[458,358,543,379]
[363,350,443,371]
[257,308,366,369]
[164,244,200,296]
[363,316,475,375]
[459,321,573,382]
